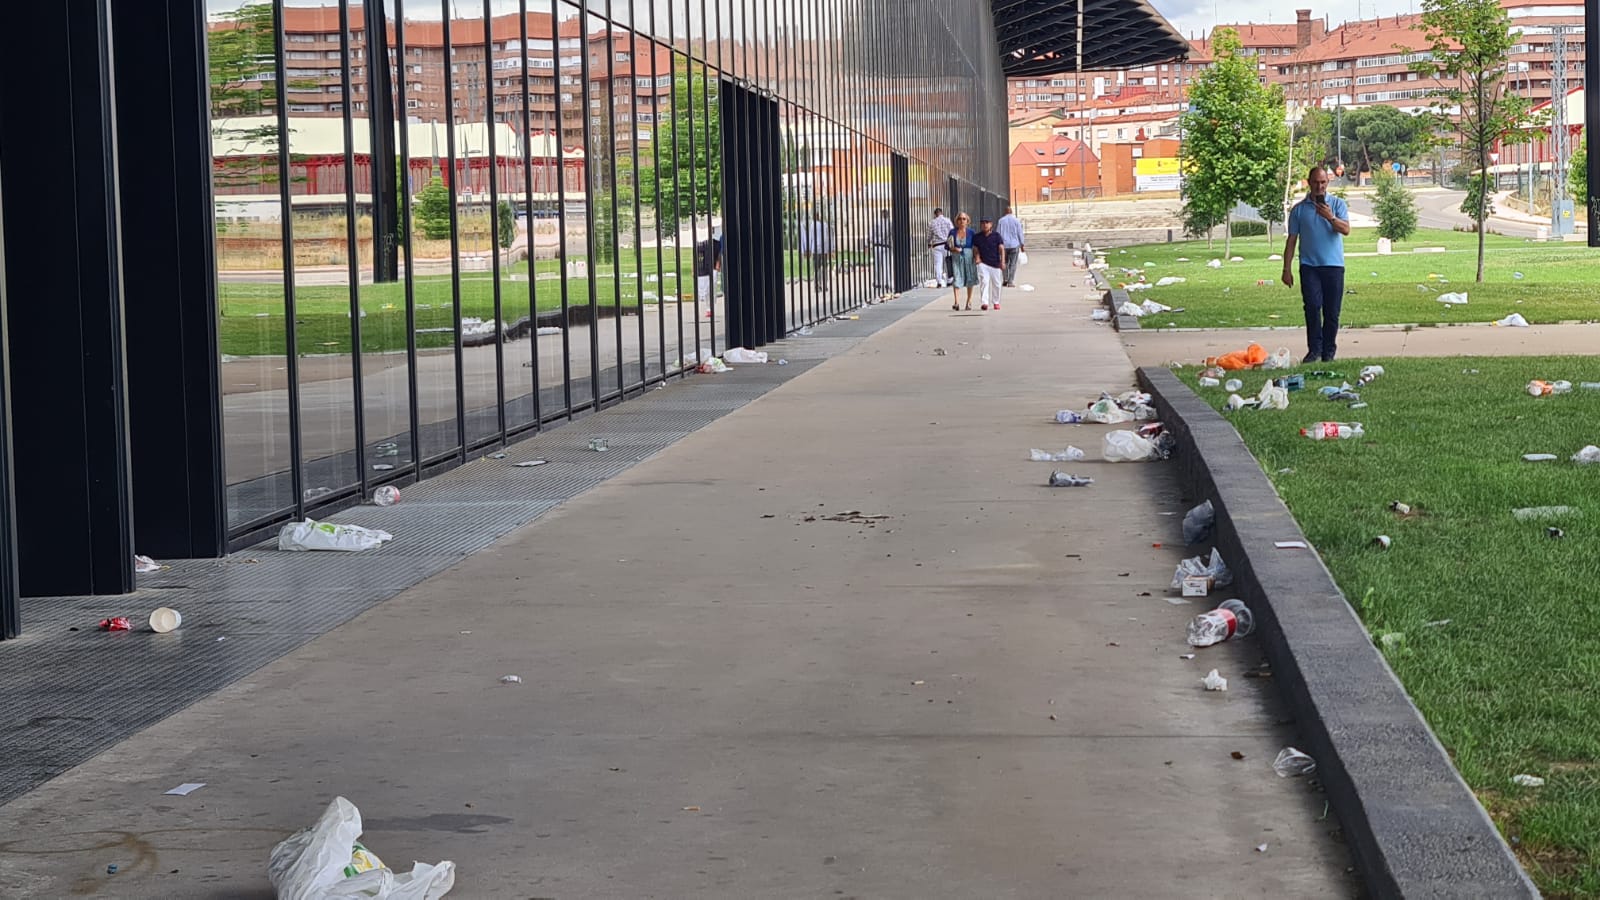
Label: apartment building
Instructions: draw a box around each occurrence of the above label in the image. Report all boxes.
[222,6,674,147]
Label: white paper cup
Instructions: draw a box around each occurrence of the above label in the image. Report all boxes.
[149,607,182,634]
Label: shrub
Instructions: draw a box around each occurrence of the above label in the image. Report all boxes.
[1229,219,1268,237]
[1373,171,1419,242]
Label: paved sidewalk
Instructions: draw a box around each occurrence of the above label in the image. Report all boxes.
[0,255,1353,898]
[1122,320,1600,367]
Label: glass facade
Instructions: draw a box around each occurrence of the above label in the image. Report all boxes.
[206,0,1009,542]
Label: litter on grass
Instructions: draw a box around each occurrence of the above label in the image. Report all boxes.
[1436,292,1469,305]
[1512,506,1580,521]
[1511,774,1546,788]
[1572,445,1600,464]
[1521,453,1557,462]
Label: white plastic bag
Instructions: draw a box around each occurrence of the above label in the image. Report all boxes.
[1017,251,1028,266]
[1436,291,1469,305]
[269,797,455,900]
[1260,347,1294,370]
[1206,259,1223,269]
[1139,299,1171,316]
[1257,380,1289,411]
[1084,397,1135,424]
[1183,499,1215,544]
[722,347,768,364]
[1154,276,1186,287]
[1572,445,1600,464]
[1091,308,1110,322]
[278,519,393,552]
[1171,548,1233,590]
[1103,430,1158,462]
[1495,313,1529,327]
[1273,748,1317,778]
[1029,447,1086,462]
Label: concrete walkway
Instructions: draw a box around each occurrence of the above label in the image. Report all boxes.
[0,254,1353,898]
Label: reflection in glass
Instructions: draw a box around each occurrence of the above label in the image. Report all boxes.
[285,0,360,503]
[561,2,595,408]
[589,11,624,401]
[457,2,503,445]
[213,0,297,528]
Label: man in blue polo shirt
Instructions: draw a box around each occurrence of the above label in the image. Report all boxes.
[1281,166,1351,363]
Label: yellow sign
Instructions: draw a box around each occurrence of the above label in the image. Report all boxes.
[1135,157,1181,176]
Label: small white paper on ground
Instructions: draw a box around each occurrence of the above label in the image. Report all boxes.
[1202,669,1228,691]
[1511,774,1546,788]
[513,460,548,467]
[165,783,207,796]
[1273,541,1308,549]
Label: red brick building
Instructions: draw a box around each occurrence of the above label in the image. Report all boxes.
[1009,135,1099,201]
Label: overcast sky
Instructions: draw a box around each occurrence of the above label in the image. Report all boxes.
[1152,0,1420,40]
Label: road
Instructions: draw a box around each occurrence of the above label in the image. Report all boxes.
[1344,187,1547,239]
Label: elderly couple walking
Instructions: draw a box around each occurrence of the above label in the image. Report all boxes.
[928,207,1025,311]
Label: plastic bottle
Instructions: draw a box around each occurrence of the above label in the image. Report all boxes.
[1224,378,1243,392]
[1552,380,1573,394]
[1048,471,1094,487]
[1300,422,1365,440]
[1198,376,1221,387]
[1187,599,1255,647]
[1580,382,1600,391]
[372,486,401,507]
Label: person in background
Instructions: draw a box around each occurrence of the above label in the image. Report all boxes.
[869,209,894,298]
[1281,166,1350,362]
[996,204,1026,287]
[799,210,832,294]
[694,223,723,316]
[927,207,953,288]
[972,215,1006,311]
[946,212,978,311]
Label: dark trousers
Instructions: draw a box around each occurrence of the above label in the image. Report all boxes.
[1300,265,1344,358]
[810,253,830,292]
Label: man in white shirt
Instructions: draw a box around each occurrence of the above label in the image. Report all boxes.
[996,205,1026,287]
[927,208,953,287]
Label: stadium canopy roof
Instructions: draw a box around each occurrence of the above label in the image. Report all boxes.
[993,0,1189,76]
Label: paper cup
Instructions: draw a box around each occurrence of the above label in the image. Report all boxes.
[149,607,182,634]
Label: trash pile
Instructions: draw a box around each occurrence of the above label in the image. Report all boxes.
[269,796,456,900]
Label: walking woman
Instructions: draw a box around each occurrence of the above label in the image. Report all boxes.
[947,212,978,310]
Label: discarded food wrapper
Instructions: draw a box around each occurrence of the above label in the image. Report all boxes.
[500,675,522,684]
[1495,313,1530,327]
[1527,379,1572,397]
[1273,747,1317,778]
[1054,409,1085,424]
[1182,575,1213,597]
[1571,445,1600,465]
[1103,430,1159,462]
[1512,506,1580,521]
[1225,393,1249,411]
[1047,472,1094,487]
[1091,308,1110,321]
[1155,276,1187,287]
[278,519,394,553]
[1172,548,1233,591]
[1202,669,1228,692]
[513,460,548,468]
[979,353,992,361]
[1256,380,1289,411]
[1018,284,1036,292]
[164,782,206,796]
[1511,774,1546,788]
[134,554,162,574]
[100,616,133,632]
[1029,447,1086,462]
[588,437,609,452]
[268,796,456,900]
[1182,500,1215,544]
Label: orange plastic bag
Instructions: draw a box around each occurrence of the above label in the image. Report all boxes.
[1205,343,1268,371]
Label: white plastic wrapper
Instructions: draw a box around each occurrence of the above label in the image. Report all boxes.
[1495,313,1529,327]
[1155,276,1186,287]
[1257,380,1290,410]
[1273,747,1317,778]
[1084,398,1135,424]
[723,347,769,364]
[1117,301,1146,318]
[1436,291,1469,305]
[1260,347,1295,371]
[1202,669,1228,692]
[1171,548,1233,590]
[269,797,455,900]
[1572,445,1600,464]
[1029,447,1086,462]
[278,519,394,552]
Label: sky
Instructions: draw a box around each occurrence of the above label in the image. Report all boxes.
[1152,0,1421,41]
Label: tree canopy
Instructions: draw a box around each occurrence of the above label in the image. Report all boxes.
[639,62,721,235]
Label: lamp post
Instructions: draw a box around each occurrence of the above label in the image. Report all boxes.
[1489,151,1500,214]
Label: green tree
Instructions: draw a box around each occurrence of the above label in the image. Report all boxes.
[1459,173,1494,229]
[1373,171,1419,241]
[208,2,280,190]
[1293,107,1339,171]
[638,62,721,234]
[1412,0,1534,281]
[1345,106,1427,177]
[414,176,452,240]
[1179,28,1289,257]
[1570,130,1587,202]
[497,199,515,249]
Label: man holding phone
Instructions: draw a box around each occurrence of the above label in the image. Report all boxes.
[1281,166,1351,363]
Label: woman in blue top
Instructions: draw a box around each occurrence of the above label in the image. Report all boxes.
[946,212,978,310]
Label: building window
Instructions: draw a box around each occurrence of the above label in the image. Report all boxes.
[615,52,630,62]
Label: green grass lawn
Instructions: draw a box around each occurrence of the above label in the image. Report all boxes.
[218,250,847,356]
[1114,228,1600,329]
[1178,355,1600,896]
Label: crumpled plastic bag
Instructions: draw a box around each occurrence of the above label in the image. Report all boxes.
[1206,259,1223,269]
[1171,548,1233,590]
[1117,301,1146,318]
[1572,445,1600,464]
[1495,313,1529,327]
[1091,308,1110,321]
[723,347,768,364]
[1140,299,1172,316]
[1183,500,1215,544]
[1085,398,1135,424]
[1103,430,1159,462]
[1155,276,1186,287]
[1257,380,1289,411]
[1273,748,1317,778]
[279,519,393,552]
[1030,447,1085,462]
[269,797,455,900]
[1054,409,1084,424]
[1436,291,1469,305]
[697,357,729,374]
[1260,346,1294,370]
[1206,343,1267,371]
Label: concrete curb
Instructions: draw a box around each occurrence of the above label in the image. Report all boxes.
[1089,268,1141,331]
[1137,366,1539,900]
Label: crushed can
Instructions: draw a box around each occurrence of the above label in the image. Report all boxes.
[100,616,132,632]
